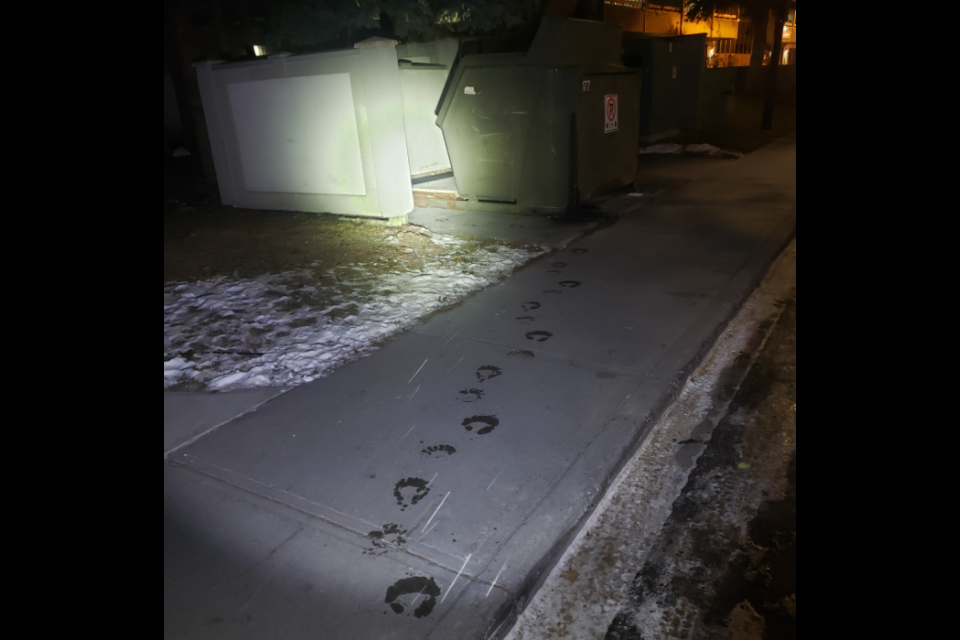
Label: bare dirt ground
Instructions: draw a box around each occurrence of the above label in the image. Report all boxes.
[164,162,514,289]
[164,205,506,285]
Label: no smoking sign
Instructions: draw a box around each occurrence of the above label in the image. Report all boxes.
[605,95,619,134]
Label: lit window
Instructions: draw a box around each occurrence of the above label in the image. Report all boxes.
[253,45,267,57]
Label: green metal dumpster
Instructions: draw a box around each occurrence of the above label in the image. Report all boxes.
[436,17,640,215]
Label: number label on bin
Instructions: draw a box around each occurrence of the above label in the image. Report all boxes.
[605,95,619,134]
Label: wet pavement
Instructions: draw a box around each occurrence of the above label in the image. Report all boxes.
[164,139,796,640]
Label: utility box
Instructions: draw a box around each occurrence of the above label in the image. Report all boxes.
[436,17,640,214]
[623,34,707,141]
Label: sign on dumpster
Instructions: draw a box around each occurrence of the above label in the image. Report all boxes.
[605,95,619,134]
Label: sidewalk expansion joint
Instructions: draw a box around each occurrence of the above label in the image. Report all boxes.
[170,456,486,577]
[163,389,289,460]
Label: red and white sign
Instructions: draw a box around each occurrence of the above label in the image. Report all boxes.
[605,95,619,134]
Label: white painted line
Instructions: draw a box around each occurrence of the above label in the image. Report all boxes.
[409,360,428,384]
[486,621,507,640]
[421,521,441,539]
[488,468,506,491]
[422,492,451,533]
[400,424,418,442]
[441,554,473,604]
[410,585,428,608]
[407,384,421,403]
[415,499,437,527]
[486,563,509,597]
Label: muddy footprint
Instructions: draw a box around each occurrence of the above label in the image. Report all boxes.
[368,524,409,552]
[394,478,432,511]
[544,290,563,294]
[509,350,536,358]
[422,445,457,458]
[371,524,408,540]
[459,389,485,403]
[572,248,589,255]
[559,281,582,289]
[517,316,536,324]
[553,262,568,269]
[476,366,503,383]
[462,415,500,436]
[522,302,541,312]
[526,331,554,343]
[385,577,442,618]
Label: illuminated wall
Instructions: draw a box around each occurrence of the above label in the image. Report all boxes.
[399,68,453,178]
[227,74,366,196]
[195,40,416,221]
[396,40,459,179]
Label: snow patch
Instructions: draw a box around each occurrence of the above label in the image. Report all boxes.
[164,233,544,391]
[640,143,743,159]
[639,143,685,155]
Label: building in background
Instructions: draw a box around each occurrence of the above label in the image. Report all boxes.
[548,1,797,69]
[781,6,797,65]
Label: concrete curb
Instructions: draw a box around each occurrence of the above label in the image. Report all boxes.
[489,214,797,639]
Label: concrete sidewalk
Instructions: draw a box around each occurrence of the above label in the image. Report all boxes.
[163,214,603,459]
[164,139,796,640]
